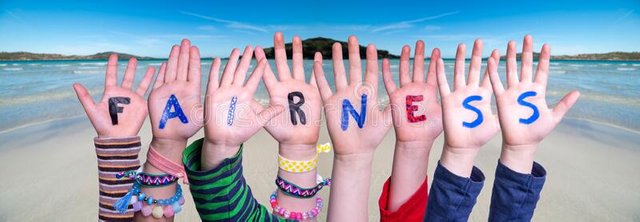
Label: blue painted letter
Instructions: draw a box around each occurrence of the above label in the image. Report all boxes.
[159,94,189,129]
[517,91,540,124]
[341,94,368,131]
[462,95,483,128]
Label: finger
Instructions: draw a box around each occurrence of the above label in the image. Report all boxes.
[73,83,95,113]
[454,43,466,90]
[153,62,166,89]
[382,59,397,94]
[467,39,483,87]
[188,46,202,85]
[364,44,379,90]
[436,58,451,96]
[292,36,305,81]
[332,42,348,90]
[165,45,180,82]
[206,58,222,94]
[233,45,254,86]
[534,44,551,89]
[347,35,362,84]
[176,39,191,81]
[246,59,266,95]
[274,32,292,81]
[399,45,411,86]
[105,54,118,87]
[487,56,505,95]
[314,52,333,101]
[506,40,518,87]
[135,66,156,96]
[520,35,534,83]
[426,48,439,86]
[552,90,580,123]
[121,58,137,90]
[310,70,318,88]
[413,40,426,82]
[482,49,500,89]
[256,105,285,127]
[255,46,278,88]
[220,48,240,86]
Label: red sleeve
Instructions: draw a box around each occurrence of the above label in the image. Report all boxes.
[378,176,428,222]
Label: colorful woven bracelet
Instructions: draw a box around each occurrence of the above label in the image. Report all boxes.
[117,171,178,187]
[275,175,331,198]
[114,181,185,218]
[270,190,323,220]
[277,143,332,173]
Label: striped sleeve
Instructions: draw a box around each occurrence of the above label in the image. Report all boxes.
[182,138,290,222]
[94,136,142,222]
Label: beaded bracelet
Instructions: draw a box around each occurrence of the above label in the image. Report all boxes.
[278,143,332,173]
[270,190,323,220]
[117,171,178,187]
[275,175,331,198]
[114,181,185,219]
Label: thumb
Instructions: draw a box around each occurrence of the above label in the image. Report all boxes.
[256,104,285,127]
[552,90,580,123]
[73,83,96,113]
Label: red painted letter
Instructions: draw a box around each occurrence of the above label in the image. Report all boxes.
[406,95,426,122]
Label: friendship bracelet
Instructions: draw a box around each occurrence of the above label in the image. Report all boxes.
[277,143,332,173]
[117,171,178,187]
[275,174,331,198]
[115,181,185,218]
[147,145,189,184]
[270,190,323,220]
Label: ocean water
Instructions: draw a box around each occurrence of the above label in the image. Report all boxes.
[0,59,639,133]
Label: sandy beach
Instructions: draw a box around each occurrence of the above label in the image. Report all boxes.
[0,116,639,221]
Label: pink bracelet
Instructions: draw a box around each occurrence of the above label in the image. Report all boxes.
[270,190,323,220]
[147,145,189,185]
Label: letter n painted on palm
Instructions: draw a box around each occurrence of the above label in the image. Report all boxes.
[341,94,368,131]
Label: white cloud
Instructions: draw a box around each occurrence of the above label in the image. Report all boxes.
[180,11,267,32]
[371,11,459,33]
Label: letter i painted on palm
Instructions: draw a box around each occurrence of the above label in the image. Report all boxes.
[462,95,483,128]
[159,94,189,129]
[227,96,238,126]
[341,94,368,131]
[406,95,426,123]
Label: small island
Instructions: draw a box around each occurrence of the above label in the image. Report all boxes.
[0,51,155,61]
[260,37,400,59]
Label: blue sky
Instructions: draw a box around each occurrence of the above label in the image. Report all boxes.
[1,0,638,58]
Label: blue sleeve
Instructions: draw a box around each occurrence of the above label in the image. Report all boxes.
[424,161,485,222]
[488,161,546,222]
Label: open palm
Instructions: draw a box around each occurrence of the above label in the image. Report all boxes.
[383,41,442,143]
[437,40,501,150]
[313,36,391,155]
[148,39,203,142]
[487,35,580,147]
[203,46,283,147]
[73,54,156,137]
[254,33,322,146]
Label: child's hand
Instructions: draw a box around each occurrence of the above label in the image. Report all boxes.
[73,54,156,138]
[147,39,203,160]
[436,40,501,176]
[201,46,284,168]
[313,36,391,156]
[382,41,442,145]
[487,35,580,173]
[255,33,322,151]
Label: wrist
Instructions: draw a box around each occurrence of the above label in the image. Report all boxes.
[440,145,480,177]
[201,141,241,171]
[500,143,538,174]
[334,152,374,170]
[149,137,186,163]
[279,143,317,160]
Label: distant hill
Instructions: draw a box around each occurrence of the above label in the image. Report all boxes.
[0,51,155,61]
[500,52,640,61]
[261,37,400,59]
